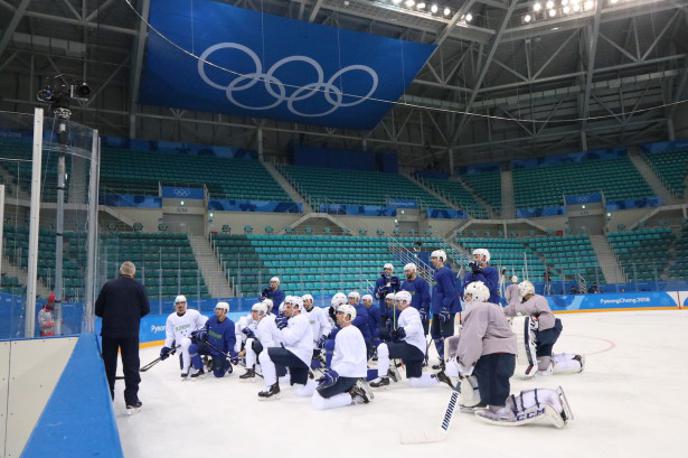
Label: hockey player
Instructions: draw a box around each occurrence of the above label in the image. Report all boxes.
[504,280,584,375]
[188,302,238,378]
[374,263,400,330]
[261,276,285,309]
[347,291,372,347]
[430,250,459,363]
[453,281,573,427]
[361,294,381,344]
[504,275,520,307]
[302,293,332,368]
[258,296,315,399]
[370,291,452,389]
[160,295,207,378]
[323,293,348,367]
[401,263,431,333]
[311,303,373,409]
[461,249,499,304]
[240,302,282,380]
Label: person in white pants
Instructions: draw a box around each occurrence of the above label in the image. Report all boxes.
[159,295,207,378]
[240,302,282,380]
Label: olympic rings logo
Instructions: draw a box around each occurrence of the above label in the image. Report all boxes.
[174,188,191,197]
[197,42,379,117]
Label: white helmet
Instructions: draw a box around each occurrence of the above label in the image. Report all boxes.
[262,298,274,312]
[284,295,295,305]
[472,248,491,263]
[395,290,412,304]
[431,250,447,262]
[404,263,417,273]
[518,280,535,299]
[174,295,187,304]
[463,281,490,303]
[383,263,394,271]
[331,292,347,307]
[302,294,314,302]
[270,276,280,284]
[292,296,304,310]
[215,301,230,312]
[385,292,396,301]
[251,302,268,314]
[511,275,518,283]
[347,291,360,301]
[336,303,357,321]
[361,294,373,303]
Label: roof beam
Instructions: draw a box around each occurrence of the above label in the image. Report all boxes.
[129,0,151,138]
[22,10,138,35]
[580,0,602,146]
[308,0,323,22]
[0,0,32,58]
[447,0,519,148]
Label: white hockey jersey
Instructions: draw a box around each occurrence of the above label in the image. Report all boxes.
[255,315,282,348]
[397,306,426,355]
[163,309,207,348]
[279,313,314,366]
[331,324,367,378]
[304,306,332,344]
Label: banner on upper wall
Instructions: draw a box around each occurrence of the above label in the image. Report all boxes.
[547,291,680,312]
[564,192,602,205]
[140,0,436,130]
[208,199,302,213]
[161,186,204,200]
[100,194,162,208]
[426,208,468,219]
[606,196,662,211]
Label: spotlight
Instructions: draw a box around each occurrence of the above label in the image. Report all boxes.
[584,0,594,10]
[392,0,402,4]
[545,0,554,8]
[405,0,415,7]
[548,8,557,17]
[610,0,619,3]
[524,13,533,23]
[443,6,451,16]
[465,12,473,22]
[533,1,542,12]
[561,0,569,5]
[430,3,438,13]
[572,1,581,12]
[562,5,570,14]
[417,2,426,9]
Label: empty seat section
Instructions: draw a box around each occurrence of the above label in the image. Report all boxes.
[455,236,545,278]
[524,235,602,283]
[419,177,488,218]
[461,170,502,214]
[608,228,675,281]
[668,223,688,280]
[643,149,688,197]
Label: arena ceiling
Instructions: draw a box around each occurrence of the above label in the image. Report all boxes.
[0,0,686,168]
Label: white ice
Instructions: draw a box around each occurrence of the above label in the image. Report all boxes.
[115,310,688,458]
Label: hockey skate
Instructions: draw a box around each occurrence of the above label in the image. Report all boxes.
[574,354,585,373]
[190,367,205,379]
[460,402,487,414]
[388,363,401,383]
[126,400,143,415]
[349,380,374,404]
[258,383,281,400]
[433,370,455,389]
[370,376,390,388]
[180,369,190,379]
[239,366,257,381]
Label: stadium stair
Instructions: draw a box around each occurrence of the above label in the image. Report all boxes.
[403,172,466,212]
[188,235,234,298]
[588,235,625,283]
[262,161,311,212]
[499,168,515,218]
[640,146,688,198]
[627,147,678,204]
[450,176,495,218]
[459,170,502,216]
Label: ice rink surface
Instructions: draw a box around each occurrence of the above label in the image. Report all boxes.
[115,310,688,458]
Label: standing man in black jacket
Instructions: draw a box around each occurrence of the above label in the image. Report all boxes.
[96,261,150,411]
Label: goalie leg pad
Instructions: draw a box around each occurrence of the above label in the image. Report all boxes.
[478,387,571,428]
[459,375,481,407]
[552,353,584,374]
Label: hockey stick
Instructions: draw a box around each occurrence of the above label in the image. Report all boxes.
[115,344,181,380]
[400,381,461,445]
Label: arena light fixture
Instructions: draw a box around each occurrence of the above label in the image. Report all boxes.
[417,2,426,9]
[392,0,402,4]
[545,0,554,8]
[443,6,451,16]
[430,3,438,13]
[465,12,473,22]
[548,8,557,17]
[561,0,569,5]
[584,0,595,10]
[405,0,415,7]
[533,1,542,12]
[562,5,570,14]
[523,13,533,23]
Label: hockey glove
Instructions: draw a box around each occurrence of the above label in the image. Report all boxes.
[275,316,289,330]
[317,334,328,349]
[242,327,256,339]
[391,327,406,341]
[419,307,428,322]
[469,262,482,275]
[317,368,339,388]
[191,329,208,344]
[230,355,240,365]
[160,346,172,360]
[328,306,337,322]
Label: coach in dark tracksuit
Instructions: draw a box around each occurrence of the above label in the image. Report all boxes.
[96,261,150,408]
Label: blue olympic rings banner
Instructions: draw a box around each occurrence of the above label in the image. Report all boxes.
[426,208,468,219]
[318,204,396,217]
[161,186,204,200]
[139,0,435,130]
[564,192,602,205]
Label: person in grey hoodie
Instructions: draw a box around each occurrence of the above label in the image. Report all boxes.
[454,281,573,428]
[504,280,584,375]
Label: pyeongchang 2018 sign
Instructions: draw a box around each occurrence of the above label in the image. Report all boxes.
[139,0,436,130]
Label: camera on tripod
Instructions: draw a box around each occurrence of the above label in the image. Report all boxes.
[36,74,90,119]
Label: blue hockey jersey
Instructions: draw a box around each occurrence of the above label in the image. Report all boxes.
[461,265,499,304]
[431,265,460,314]
[401,276,431,315]
[204,316,237,358]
